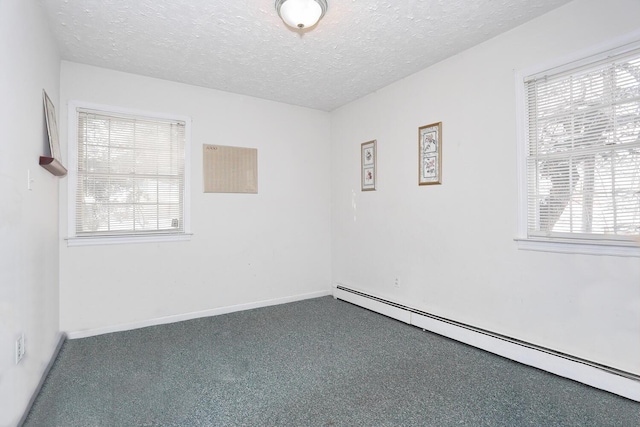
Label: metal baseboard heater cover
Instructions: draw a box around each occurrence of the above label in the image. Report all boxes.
[334,285,640,402]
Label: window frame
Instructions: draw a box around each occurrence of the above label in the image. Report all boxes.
[67,101,192,246]
[515,35,640,257]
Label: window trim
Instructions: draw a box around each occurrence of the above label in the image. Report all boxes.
[67,101,192,246]
[515,32,640,257]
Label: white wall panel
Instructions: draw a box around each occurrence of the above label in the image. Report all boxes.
[330,0,640,374]
[0,1,62,425]
[59,63,332,334]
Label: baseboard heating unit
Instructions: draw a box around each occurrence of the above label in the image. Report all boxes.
[333,284,640,402]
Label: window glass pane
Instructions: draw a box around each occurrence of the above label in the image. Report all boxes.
[110,120,135,148]
[134,205,158,231]
[109,147,135,174]
[109,204,134,231]
[158,178,181,203]
[84,144,110,174]
[135,148,159,175]
[75,108,186,237]
[525,48,640,241]
[158,205,182,230]
[135,178,158,203]
[79,204,109,233]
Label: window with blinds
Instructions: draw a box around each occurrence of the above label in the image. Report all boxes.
[74,108,186,238]
[524,47,640,243]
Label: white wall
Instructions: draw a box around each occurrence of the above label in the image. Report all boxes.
[59,62,332,333]
[0,1,62,425]
[331,0,640,375]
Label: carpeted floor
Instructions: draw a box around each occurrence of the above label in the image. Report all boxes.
[24,296,640,426]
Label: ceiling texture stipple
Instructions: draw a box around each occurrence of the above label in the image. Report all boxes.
[38,0,571,111]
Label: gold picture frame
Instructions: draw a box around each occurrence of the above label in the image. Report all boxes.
[361,140,376,191]
[418,122,442,185]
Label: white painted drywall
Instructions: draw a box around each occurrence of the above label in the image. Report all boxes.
[330,0,640,375]
[0,1,62,425]
[58,63,332,333]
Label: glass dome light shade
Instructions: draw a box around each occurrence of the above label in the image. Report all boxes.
[276,0,327,29]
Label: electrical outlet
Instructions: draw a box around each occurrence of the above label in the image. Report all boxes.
[15,334,25,364]
[394,277,400,288]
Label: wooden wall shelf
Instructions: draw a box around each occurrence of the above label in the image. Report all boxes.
[39,156,67,176]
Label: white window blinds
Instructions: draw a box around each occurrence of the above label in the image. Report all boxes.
[524,48,640,242]
[75,109,186,237]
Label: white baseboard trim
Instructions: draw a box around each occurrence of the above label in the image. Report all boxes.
[334,285,640,402]
[18,332,66,427]
[66,289,331,340]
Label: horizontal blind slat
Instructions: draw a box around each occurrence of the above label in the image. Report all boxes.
[524,47,640,239]
[76,109,186,236]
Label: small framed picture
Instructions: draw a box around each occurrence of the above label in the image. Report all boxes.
[418,122,442,185]
[361,140,376,191]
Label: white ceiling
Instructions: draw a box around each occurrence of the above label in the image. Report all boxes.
[38,0,571,111]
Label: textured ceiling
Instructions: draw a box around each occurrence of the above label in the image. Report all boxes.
[38,0,571,111]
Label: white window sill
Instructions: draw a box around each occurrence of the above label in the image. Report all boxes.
[67,233,192,247]
[515,237,640,257]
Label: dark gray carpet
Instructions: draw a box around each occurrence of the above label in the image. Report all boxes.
[24,296,640,426]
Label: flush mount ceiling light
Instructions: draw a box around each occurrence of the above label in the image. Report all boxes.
[275,0,328,29]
